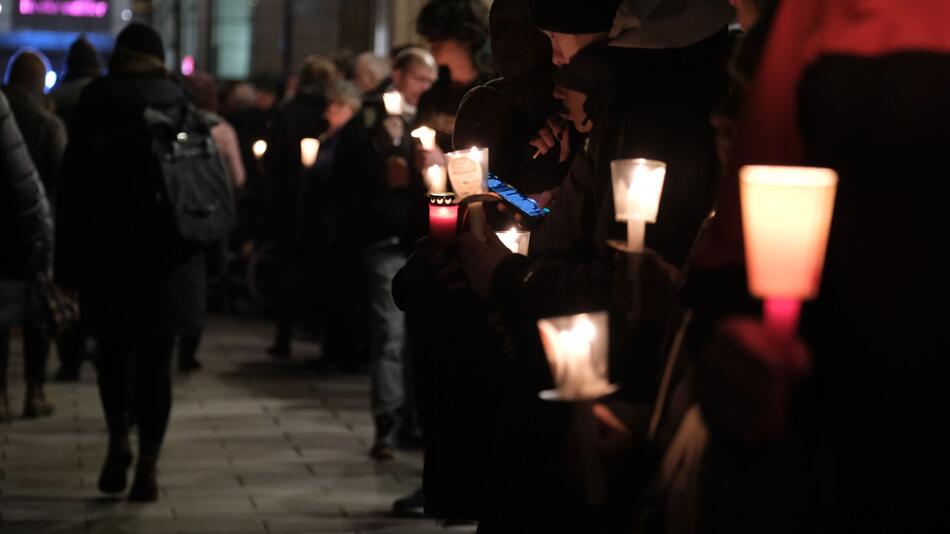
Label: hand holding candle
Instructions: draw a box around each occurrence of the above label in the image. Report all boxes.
[300,138,320,168]
[537,312,614,401]
[739,165,838,338]
[611,159,667,252]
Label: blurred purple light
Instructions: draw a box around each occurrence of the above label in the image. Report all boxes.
[19,0,109,18]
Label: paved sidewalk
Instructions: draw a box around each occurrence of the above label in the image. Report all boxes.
[0,317,473,534]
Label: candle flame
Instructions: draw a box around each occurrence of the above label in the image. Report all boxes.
[252,139,267,159]
[425,164,447,194]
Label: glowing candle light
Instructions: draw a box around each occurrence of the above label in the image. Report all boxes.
[496,228,531,255]
[300,138,320,168]
[383,90,404,116]
[428,193,458,244]
[411,126,437,150]
[611,159,666,252]
[446,146,489,240]
[425,164,447,194]
[537,312,614,401]
[252,139,267,159]
[740,165,838,338]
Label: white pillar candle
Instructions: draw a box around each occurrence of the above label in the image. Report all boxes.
[411,126,437,150]
[300,138,320,168]
[252,139,267,159]
[496,228,531,255]
[425,164,448,194]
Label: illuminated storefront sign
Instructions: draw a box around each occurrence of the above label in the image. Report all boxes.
[19,0,109,17]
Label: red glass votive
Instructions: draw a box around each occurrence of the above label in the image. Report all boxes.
[428,193,458,244]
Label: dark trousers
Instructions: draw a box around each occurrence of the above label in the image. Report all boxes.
[96,333,174,458]
[0,323,51,391]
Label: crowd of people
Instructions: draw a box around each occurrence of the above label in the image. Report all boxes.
[1,0,948,531]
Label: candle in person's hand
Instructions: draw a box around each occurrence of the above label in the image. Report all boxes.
[446,147,490,240]
[252,139,267,159]
[537,312,612,401]
[611,159,666,252]
[300,138,320,168]
[411,126,437,150]
[383,91,404,116]
[496,228,531,255]
[740,165,838,338]
[425,164,447,194]
[428,193,458,244]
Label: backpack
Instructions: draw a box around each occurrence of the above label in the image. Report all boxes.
[140,101,235,244]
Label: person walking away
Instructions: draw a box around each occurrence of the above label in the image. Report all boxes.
[56,23,233,501]
[1,49,67,417]
[0,90,54,420]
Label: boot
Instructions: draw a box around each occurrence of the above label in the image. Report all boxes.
[128,456,159,502]
[22,385,54,418]
[98,440,133,494]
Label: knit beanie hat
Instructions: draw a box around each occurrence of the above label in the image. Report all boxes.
[64,35,102,81]
[528,0,622,34]
[114,23,165,62]
[109,23,166,74]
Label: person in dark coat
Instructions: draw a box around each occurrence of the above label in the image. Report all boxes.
[688,1,950,532]
[51,35,102,136]
[0,90,54,421]
[56,23,205,502]
[259,55,336,359]
[1,49,67,417]
[49,36,103,382]
[332,47,438,462]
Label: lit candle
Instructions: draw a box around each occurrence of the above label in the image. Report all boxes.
[537,312,612,400]
[425,164,447,194]
[383,90,403,116]
[611,159,667,252]
[446,146,489,240]
[411,126,437,150]
[428,193,458,244]
[740,165,838,338]
[496,228,531,255]
[300,138,320,168]
[252,139,267,160]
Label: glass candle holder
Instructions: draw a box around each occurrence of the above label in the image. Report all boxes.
[740,165,838,337]
[428,193,458,244]
[611,159,667,252]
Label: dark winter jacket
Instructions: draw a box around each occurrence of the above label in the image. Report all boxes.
[260,93,329,257]
[0,91,53,282]
[55,73,206,336]
[2,85,67,205]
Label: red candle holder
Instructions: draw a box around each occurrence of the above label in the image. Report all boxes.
[428,193,458,244]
